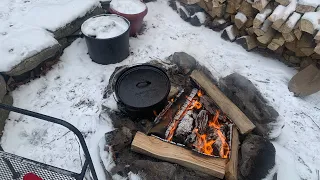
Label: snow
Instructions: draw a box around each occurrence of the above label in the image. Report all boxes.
[1,0,320,179]
[256,7,273,23]
[302,12,320,30]
[225,25,237,41]
[176,1,190,18]
[110,0,147,14]
[285,12,301,29]
[298,0,320,7]
[81,15,129,39]
[0,24,57,72]
[282,0,297,21]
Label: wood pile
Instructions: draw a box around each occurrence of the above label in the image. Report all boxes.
[195,0,320,68]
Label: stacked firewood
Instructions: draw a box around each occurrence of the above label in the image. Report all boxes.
[195,0,320,68]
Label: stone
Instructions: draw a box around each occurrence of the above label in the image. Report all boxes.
[0,75,6,102]
[219,73,281,139]
[240,134,276,180]
[170,52,197,75]
[105,126,133,153]
[4,44,61,76]
[53,6,105,39]
[178,7,190,21]
[0,94,14,138]
[288,64,320,96]
[183,3,203,16]
[130,160,177,180]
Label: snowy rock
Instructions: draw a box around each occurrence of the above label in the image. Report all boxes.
[4,43,61,76]
[54,6,105,39]
[219,73,281,139]
[105,126,133,153]
[130,160,177,179]
[0,94,13,138]
[240,134,276,180]
[110,0,147,14]
[190,12,206,26]
[170,52,197,75]
[0,75,6,102]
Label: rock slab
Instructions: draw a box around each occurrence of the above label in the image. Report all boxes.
[219,73,281,138]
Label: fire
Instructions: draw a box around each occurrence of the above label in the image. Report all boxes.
[193,129,215,155]
[208,110,230,158]
[197,90,203,97]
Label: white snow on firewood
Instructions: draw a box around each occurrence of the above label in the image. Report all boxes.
[1,1,320,180]
[268,5,286,22]
[176,1,190,18]
[110,0,147,14]
[286,12,301,29]
[225,25,237,41]
[281,0,297,21]
[298,0,320,7]
[256,7,273,22]
[302,12,320,30]
[0,24,57,72]
[235,12,248,23]
[81,15,129,39]
[194,12,206,24]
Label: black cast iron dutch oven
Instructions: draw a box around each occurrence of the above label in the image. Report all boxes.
[114,64,171,118]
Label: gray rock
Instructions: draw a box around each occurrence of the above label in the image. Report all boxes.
[4,44,61,76]
[219,73,281,138]
[240,134,276,180]
[105,126,133,152]
[170,52,197,75]
[130,160,177,180]
[190,15,201,26]
[0,75,6,102]
[53,6,105,39]
[0,94,13,138]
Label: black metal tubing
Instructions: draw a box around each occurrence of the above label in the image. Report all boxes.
[0,103,98,180]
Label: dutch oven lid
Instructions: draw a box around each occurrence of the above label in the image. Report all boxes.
[115,65,170,109]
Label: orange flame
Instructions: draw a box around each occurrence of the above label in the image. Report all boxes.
[194,129,215,155]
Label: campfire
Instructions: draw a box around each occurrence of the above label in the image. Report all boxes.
[149,88,233,159]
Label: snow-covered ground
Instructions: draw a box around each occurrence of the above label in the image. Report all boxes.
[1,0,320,179]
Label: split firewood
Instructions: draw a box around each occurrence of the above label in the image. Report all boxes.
[253,4,273,28]
[296,1,318,13]
[235,12,248,29]
[311,53,320,59]
[226,0,243,14]
[279,12,301,33]
[225,128,239,180]
[271,0,297,31]
[296,33,316,48]
[300,11,320,35]
[285,41,297,51]
[294,28,302,40]
[283,31,296,42]
[245,27,255,36]
[268,5,286,23]
[195,110,209,134]
[197,0,209,11]
[221,25,240,42]
[314,31,320,41]
[301,47,315,56]
[315,43,320,55]
[275,0,291,6]
[252,0,270,12]
[267,33,285,50]
[212,3,227,17]
[235,35,258,51]
[239,0,255,17]
[205,0,213,11]
[254,19,273,36]
[212,0,220,8]
[257,27,276,44]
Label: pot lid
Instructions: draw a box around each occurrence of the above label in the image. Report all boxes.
[115,65,170,109]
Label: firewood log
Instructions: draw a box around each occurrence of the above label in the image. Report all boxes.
[314,31,320,41]
[226,0,243,14]
[239,0,256,17]
[271,0,297,31]
[275,0,290,6]
[301,47,315,56]
[252,0,270,12]
[294,28,302,40]
[257,27,276,44]
[315,43,320,55]
[235,35,258,51]
[279,12,301,33]
[221,25,240,42]
[283,32,296,42]
[253,3,273,28]
[254,19,272,36]
[267,33,285,50]
[213,2,227,17]
[235,12,248,29]
[296,2,318,13]
[300,12,320,35]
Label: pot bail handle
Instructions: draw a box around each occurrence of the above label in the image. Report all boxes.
[136,81,151,88]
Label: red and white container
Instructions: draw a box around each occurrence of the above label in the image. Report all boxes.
[109,0,148,36]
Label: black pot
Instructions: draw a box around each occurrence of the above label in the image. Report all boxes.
[81,14,130,65]
[115,65,171,118]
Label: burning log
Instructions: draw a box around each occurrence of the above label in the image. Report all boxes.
[190,70,255,134]
[195,110,209,134]
[131,132,227,179]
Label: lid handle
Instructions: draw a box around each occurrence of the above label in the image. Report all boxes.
[136,81,151,88]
